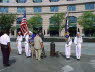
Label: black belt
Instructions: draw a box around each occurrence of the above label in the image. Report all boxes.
[1,44,8,49]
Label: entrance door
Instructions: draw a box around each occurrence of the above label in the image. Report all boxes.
[69,27,76,37]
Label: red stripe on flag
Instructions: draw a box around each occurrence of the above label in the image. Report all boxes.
[20,17,29,35]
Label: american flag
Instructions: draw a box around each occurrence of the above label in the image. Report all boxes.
[65,12,69,33]
[20,12,29,35]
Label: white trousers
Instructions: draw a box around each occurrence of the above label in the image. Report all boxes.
[35,49,42,60]
[17,41,22,54]
[76,44,81,59]
[25,42,31,56]
[65,44,71,58]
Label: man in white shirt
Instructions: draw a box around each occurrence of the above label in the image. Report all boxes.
[74,32,83,60]
[16,31,23,55]
[0,31,11,67]
[34,33,44,61]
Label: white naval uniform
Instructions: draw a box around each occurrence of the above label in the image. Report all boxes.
[17,35,22,54]
[65,37,72,59]
[25,35,31,57]
[74,36,83,59]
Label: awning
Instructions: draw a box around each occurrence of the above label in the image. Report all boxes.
[69,23,76,27]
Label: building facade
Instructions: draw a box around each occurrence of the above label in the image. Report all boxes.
[0,0,95,37]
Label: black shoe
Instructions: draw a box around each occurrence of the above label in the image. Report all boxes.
[77,59,80,61]
[66,58,70,60]
[18,53,22,55]
[3,64,10,67]
[26,56,31,58]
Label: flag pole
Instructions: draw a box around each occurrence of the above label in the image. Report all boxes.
[65,11,69,35]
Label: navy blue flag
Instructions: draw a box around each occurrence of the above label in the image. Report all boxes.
[23,11,26,18]
[65,12,69,33]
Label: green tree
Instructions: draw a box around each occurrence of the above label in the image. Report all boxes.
[49,13,65,35]
[28,15,42,33]
[0,14,16,32]
[78,11,95,36]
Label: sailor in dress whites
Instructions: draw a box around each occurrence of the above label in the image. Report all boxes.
[74,32,83,60]
[16,31,23,55]
[24,32,31,58]
[65,35,72,60]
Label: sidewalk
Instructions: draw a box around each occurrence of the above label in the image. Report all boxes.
[0,42,95,72]
[11,42,95,55]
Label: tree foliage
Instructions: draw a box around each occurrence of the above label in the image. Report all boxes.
[78,11,95,29]
[0,14,16,31]
[49,13,65,31]
[28,15,42,30]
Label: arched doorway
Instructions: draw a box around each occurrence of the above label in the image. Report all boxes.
[16,17,23,24]
[68,16,77,37]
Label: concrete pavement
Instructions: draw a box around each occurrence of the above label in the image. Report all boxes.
[0,42,95,72]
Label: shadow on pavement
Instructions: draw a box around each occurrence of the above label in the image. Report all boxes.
[10,59,16,65]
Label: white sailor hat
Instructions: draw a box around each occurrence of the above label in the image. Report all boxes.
[18,31,21,34]
[77,32,80,34]
[29,31,33,34]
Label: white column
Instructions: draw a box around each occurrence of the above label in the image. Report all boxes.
[42,15,50,37]
[27,0,32,3]
[13,21,17,37]
[10,0,16,3]
[43,0,49,2]
[60,28,65,37]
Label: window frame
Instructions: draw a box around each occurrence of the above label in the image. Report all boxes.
[33,0,42,3]
[17,7,26,13]
[16,0,27,3]
[49,0,59,2]
[50,6,59,12]
[85,3,94,10]
[67,5,76,11]
[0,7,8,13]
[34,7,42,13]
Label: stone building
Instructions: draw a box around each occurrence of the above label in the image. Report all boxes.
[0,0,95,37]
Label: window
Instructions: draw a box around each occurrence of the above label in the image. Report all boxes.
[0,7,8,13]
[34,7,42,13]
[49,0,59,2]
[16,17,23,24]
[0,0,9,3]
[68,16,77,23]
[67,5,76,11]
[85,3,94,10]
[50,6,59,12]
[17,7,26,13]
[33,0,42,3]
[16,0,26,3]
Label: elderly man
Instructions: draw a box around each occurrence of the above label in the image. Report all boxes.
[16,31,22,55]
[34,32,44,61]
[65,35,72,60]
[0,31,11,67]
[74,32,83,60]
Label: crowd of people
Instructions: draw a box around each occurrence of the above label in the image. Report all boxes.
[0,30,83,67]
[16,31,46,61]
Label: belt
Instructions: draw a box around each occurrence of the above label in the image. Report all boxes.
[1,44,8,49]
